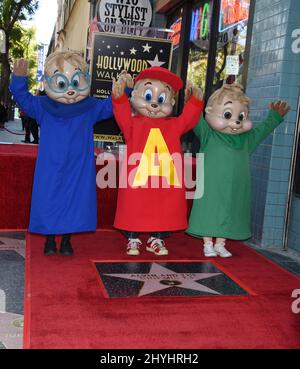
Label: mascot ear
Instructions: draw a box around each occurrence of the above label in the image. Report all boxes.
[172,98,176,106]
[130,90,136,101]
[205,106,212,115]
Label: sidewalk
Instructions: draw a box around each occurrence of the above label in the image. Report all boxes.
[0,231,25,349]
[0,119,26,144]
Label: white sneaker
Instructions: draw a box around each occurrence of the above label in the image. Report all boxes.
[214,243,232,258]
[127,238,141,256]
[146,237,168,256]
[203,242,217,257]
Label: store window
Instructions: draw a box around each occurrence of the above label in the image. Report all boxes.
[187,1,210,91]
[188,0,251,94]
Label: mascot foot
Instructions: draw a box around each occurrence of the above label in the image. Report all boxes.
[44,236,57,256]
[60,235,74,256]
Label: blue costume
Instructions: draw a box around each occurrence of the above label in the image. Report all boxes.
[10,75,113,235]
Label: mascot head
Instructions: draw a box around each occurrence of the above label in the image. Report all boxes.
[44,50,90,104]
[205,84,252,134]
[130,67,183,118]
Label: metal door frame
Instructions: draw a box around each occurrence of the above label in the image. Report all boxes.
[283,90,300,250]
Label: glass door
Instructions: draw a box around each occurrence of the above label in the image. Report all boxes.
[187,0,252,94]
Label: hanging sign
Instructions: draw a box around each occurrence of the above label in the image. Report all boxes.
[98,0,152,35]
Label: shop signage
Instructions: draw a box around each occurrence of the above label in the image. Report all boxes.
[190,0,249,51]
[225,55,239,75]
[219,0,250,33]
[190,2,210,42]
[90,32,172,137]
[169,17,182,49]
[98,0,152,35]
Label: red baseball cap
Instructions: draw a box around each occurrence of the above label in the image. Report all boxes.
[134,67,183,92]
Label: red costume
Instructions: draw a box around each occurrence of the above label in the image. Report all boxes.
[112,93,204,232]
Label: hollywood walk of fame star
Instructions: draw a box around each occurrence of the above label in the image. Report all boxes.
[0,288,6,312]
[0,236,25,258]
[0,233,25,349]
[129,47,137,55]
[142,43,152,53]
[103,262,222,297]
[0,311,24,349]
[147,54,166,67]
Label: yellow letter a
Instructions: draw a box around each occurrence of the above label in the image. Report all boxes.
[133,128,180,187]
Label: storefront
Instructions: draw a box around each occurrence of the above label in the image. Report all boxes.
[156,0,255,109]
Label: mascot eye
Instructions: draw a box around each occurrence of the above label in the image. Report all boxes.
[71,74,80,88]
[144,89,153,102]
[56,76,67,90]
[239,112,247,121]
[158,92,166,104]
[223,109,232,120]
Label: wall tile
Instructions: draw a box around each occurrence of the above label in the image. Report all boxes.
[247,0,299,250]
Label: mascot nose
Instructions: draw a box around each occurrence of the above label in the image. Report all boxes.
[67,90,75,96]
[236,121,241,125]
[151,103,158,108]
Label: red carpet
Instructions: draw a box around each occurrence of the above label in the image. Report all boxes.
[0,144,194,230]
[0,145,120,230]
[24,230,300,349]
[0,144,37,230]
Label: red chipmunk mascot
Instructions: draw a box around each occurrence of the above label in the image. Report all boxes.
[112,67,204,256]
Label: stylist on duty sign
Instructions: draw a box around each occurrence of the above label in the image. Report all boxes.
[98,0,153,28]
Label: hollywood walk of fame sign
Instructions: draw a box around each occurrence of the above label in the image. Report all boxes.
[94,261,250,298]
[90,32,172,138]
[90,32,172,99]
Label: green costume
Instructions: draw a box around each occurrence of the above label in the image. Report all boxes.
[187,110,283,240]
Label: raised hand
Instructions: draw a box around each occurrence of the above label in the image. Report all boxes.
[13,59,29,77]
[118,70,134,89]
[184,81,203,103]
[112,76,126,99]
[269,101,290,117]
